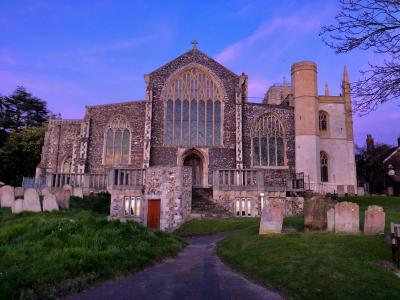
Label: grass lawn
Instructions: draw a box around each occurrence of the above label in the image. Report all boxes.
[0,207,185,299]
[218,197,400,300]
[175,217,259,236]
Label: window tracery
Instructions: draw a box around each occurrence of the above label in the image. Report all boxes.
[319,111,328,131]
[320,151,329,182]
[164,67,223,146]
[251,113,285,167]
[104,116,131,165]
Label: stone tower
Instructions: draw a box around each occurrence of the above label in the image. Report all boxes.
[291,61,319,183]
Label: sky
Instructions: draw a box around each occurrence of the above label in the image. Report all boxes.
[1,0,399,147]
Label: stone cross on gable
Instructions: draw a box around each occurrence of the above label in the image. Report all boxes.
[191,40,199,49]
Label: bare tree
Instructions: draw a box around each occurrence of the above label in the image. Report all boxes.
[320,0,400,114]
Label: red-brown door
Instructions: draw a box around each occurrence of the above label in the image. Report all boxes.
[147,200,160,229]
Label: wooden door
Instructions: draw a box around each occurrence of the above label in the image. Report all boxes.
[147,200,160,229]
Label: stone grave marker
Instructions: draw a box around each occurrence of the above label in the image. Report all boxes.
[364,205,385,235]
[14,187,24,198]
[327,208,335,232]
[304,196,328,231]
[43,194,59,212]
[0,185,14,207]
[12,198,24,213]
[347,185,355,196]
[72,187,83,198]
[55,189,71,209]
[334,202,359,234]
[259,200,284,234]
[23,188,41,212]
[40,187,51,196]
[337,185,345,197]
[357,187,365,197]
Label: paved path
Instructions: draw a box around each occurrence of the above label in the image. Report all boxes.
[67,233,283,300]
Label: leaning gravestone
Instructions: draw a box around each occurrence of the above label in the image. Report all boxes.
[72,187,83,198]
[14,186,24,198]
[55,189,71,209]
[12,198,24,213]
[335,202,359,234]
[337,185,345,197]
[43,194,59,212]
[40,187,51,197]
[364,205,385,235]
[0,185,14,207]
[327,208,335,232]
[304,196,328,231]
[23,188,41,212]
[259,200,284,234]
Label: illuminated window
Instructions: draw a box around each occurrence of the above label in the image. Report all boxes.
[320,151,329,182]
[235,198,252,217]
[251,114,285,167]
[124,196,142,217]
[104,116,131,165]
[164,67,223,146]
[319,111,328,131]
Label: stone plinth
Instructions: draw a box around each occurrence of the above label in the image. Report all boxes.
[0,185,14,207]
[304,196,328,231]
[259,200,284,234]
[364,205,385,235]
[327,208,335,232]
[43,194,59,212]
[23,188,41,212]
[335,202,359,234]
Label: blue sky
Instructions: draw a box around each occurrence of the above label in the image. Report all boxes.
[1,0,399,146]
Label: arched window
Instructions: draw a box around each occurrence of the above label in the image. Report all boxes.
[251,114,285,167]
[104,116,131,165]
[319,111,328,131]
[320,151,329,182]
[62,156,72,173]
[163,67,224,146]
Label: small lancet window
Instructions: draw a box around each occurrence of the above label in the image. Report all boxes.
[320,151,329,182]
[319,111,328,131]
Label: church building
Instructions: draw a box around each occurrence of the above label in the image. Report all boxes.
[36,44,357,230]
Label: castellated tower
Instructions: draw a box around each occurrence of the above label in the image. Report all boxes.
[291,61,320,184]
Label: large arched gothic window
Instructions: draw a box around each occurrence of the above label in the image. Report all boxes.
[319,111,328,132]
[251,114,285,167]
[104,116,131,165]
[163,67,223,146]
[320,151,329,182]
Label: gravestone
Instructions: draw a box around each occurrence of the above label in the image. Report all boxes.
[337,185,345,197]
[259,200,284,234]
[334,202,359,234]
[364,205,385,235]
[40,187,51,196]
[347,185,355,196]
[304,196,328,231]
[12,198,24,213]
[14,187,24,198]
[72,187,83,198]
[357,187,365,197]
[23,188,41,212]
[55,189,71,209]
[388,187,394,197]
[43,194,59,212]
[63,184,73,193]
[0,185,14,207]
[327,208,335,232]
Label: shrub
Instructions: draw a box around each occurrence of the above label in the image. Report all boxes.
[70,192,111,214]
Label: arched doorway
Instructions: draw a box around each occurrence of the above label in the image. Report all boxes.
[183,152,203,187]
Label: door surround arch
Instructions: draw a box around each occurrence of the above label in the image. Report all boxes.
[177,148,209,187]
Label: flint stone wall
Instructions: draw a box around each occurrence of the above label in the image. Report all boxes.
[364,205,385,235]
[335,202,359,234]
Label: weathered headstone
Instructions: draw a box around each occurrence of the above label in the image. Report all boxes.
[337,185,345,197]
[63,184,73,193]
[304,196,328,231]
[72,187,83,198]
[12,198,24,213]
[334,202,359,234]
[23,188,41,212]
[14,187,24,198]
[40,187,51,197]
[55,189,71,209]
[259,200,284,234]
[364,205,385,235]
[347,185,355,196]
[43,194,59,212]
[327,208,335,232]
[357,187,365,197]
[0,185,14,207]
[388,187,394,197]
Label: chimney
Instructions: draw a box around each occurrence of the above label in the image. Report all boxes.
[366,134,375,153]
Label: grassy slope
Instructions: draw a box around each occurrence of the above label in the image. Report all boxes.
[175,217,259,236]
[0,208,185,299]
[218,197,400,300]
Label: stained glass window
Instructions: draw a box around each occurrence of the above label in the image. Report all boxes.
[163,67,223,146]
[104,116,131,165]
[251,114,285,167]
